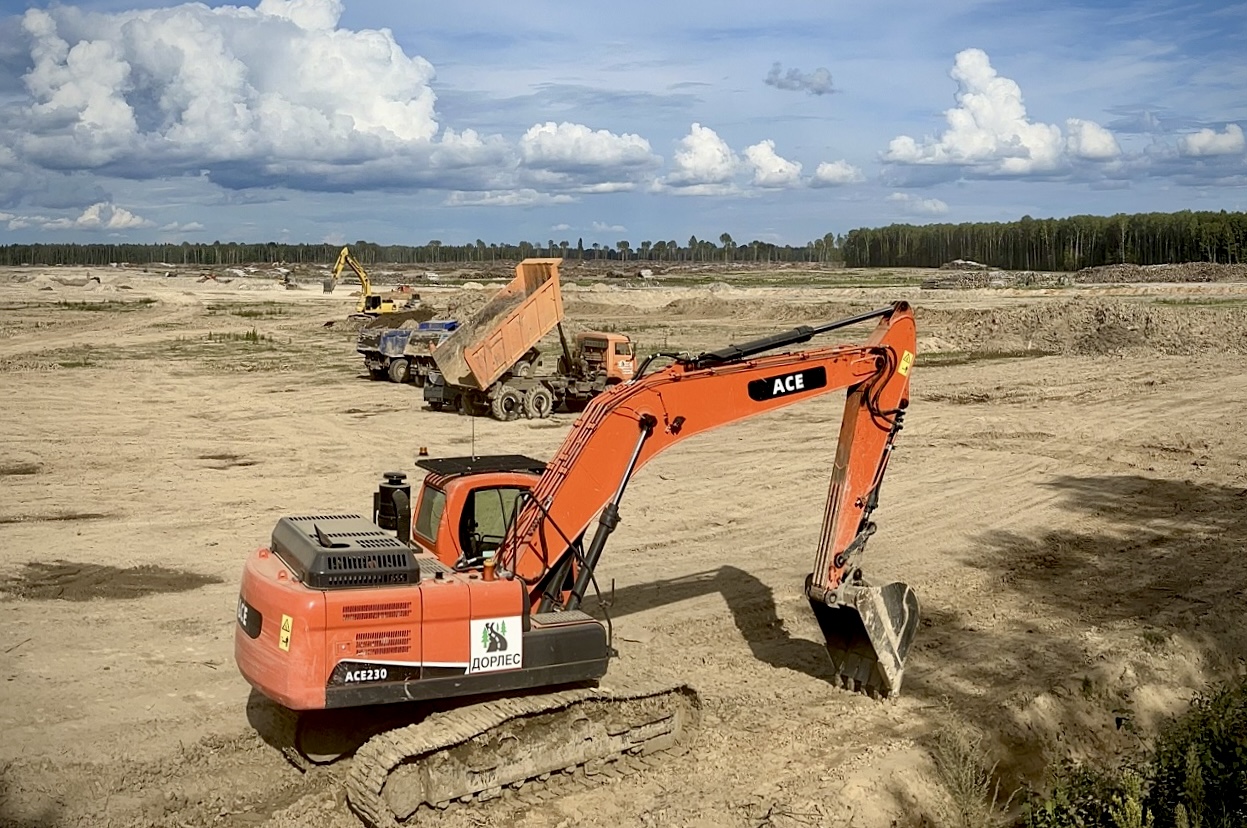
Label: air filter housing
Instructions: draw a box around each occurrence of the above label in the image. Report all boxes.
[270,514,419,590]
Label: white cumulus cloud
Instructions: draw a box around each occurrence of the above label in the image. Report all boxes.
[884,49,1119,176]
[743,139,803,188]
[887,192,949,216]
[6,201,153,231]
[520,122,657,172]
[658,123,741,193]
[3,1,526,194]
[518,122,660,193]
[159,220,205,233]
[1065,118,1122,160]
[811,160,865,186]
[256,0,343,31]
[591,221,627,233]
[1180,124,1246,157]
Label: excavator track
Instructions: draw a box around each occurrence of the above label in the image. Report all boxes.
[345,683,699,828]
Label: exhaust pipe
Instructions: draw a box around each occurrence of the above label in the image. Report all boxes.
[807,576,920,698]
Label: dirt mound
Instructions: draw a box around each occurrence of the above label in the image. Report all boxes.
[441,289,494,318]
[661,296,867,322]
[361,307,437,329]
[921,270,1071,290]
[918,300,1247,356]
[923,262,1247,290]
[1077,262,1247,283]
[565,299,645,316]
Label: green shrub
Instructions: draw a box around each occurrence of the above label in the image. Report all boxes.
[1024,761,1147,828]
[1147,679,1247,828]
[1024,676,1247,828]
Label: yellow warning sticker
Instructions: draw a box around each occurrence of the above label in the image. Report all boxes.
[278,614,293,652]
[898,350,915,377]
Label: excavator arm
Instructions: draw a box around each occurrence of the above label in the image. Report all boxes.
[323,246,373,298]
[495,301,919,695]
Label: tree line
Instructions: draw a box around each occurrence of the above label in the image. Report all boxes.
[0,233,846,268]
[842,210,1247,270]
[2,210,1244,270]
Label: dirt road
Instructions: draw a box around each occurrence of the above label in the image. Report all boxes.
[2,266,1245,827]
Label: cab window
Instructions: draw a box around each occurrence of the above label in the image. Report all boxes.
[459,486,526,559]
[414,487,446,542]
[613,342,633,356]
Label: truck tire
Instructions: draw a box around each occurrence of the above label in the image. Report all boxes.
[368,368,387,381]
[387,358,410,383]
[490,388,523,421]
[523,386,554,419]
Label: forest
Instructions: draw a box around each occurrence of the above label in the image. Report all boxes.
[1,210,1243,271]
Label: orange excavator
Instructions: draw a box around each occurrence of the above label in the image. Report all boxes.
[235,302,920,826]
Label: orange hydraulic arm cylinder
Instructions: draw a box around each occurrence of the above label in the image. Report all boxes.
[495,302,917,603]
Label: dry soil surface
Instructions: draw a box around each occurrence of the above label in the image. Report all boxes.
[2,265,1247,828]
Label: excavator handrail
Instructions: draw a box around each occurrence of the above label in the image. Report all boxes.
[494,302,917,605]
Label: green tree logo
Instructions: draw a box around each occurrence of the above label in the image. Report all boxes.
[482,621,508,652]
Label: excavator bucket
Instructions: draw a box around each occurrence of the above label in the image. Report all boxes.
[323,278,336,294]
[808,580,920,698]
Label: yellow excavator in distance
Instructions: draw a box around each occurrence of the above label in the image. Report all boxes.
[323,246,416,317]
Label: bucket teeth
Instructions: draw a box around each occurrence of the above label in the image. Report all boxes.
[808,579,920,698]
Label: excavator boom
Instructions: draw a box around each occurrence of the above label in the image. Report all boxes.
[494,300,918,693]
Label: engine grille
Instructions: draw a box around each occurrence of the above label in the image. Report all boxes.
[355,629,411,657]
[342,601,413,622]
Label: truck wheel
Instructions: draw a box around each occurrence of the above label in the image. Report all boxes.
[490,389,523,421]
[368,368,387,381]
[412,371,426,388]
[523,386,554,419]
[387,358,410,383]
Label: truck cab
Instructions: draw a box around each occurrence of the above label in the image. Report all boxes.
[575,332,634,383]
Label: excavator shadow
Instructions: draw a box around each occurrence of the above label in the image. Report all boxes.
[584,565,842,685]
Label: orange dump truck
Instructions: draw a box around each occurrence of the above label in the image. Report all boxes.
[423,258,635,420]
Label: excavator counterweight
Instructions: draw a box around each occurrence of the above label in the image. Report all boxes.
[235,301,921,824]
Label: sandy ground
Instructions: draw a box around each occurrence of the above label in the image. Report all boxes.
[2,264,1247,828]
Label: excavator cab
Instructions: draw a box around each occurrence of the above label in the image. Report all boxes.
[455,484,528,564]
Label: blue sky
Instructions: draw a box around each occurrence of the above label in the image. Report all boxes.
[0,0,1244,248]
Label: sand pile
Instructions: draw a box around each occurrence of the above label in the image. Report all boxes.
[918,300,1247,356]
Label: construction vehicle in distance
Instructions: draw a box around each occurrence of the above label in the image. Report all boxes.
[324,246,418,318]
[357,317,461,384]
[235,302,920,826]
[422,258,635,420]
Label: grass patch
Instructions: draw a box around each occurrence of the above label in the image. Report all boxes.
[205,328,272,343]
[205,302,288,318]
[53,298,156,312]
[56,344,97,369]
